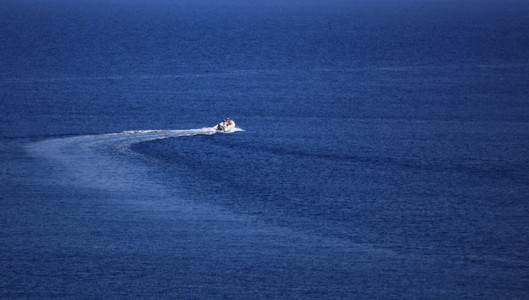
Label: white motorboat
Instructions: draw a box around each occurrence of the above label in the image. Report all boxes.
[215,119,235,132]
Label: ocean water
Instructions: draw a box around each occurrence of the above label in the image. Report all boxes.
[2,0,529,298]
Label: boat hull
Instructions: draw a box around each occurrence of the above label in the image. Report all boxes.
[215,121,235,132]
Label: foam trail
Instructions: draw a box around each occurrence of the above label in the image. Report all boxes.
[25,127,232,192]
[23,126,251,223]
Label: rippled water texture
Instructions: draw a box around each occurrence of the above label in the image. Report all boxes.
[2,0,529,298]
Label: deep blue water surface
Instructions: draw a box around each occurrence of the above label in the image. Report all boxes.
[2,0,529,298]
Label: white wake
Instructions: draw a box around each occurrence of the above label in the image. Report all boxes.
[25,126,241,193]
